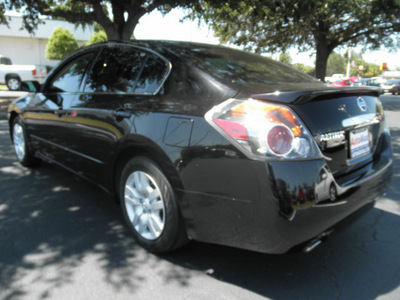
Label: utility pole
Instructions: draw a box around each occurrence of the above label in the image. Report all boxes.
[346,44,351,78]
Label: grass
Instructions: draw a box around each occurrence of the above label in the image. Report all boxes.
[0,85,7,91]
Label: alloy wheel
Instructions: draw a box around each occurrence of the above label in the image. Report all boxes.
[13,123,25,161]
[8,78,20,91]
[124,171,165,240]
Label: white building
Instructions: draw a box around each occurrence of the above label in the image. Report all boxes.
[0,16,94,67]
[383,71,400,79]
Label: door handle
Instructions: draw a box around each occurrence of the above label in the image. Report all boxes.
[112,110,131,119]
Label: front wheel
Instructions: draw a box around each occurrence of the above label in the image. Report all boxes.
[12,117,40,167]
[119,156,188,253]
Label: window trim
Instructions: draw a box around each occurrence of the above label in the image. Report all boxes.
[81,43,172,96]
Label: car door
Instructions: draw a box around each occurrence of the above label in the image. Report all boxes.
[24,52,97,165]
[64,44,171,186]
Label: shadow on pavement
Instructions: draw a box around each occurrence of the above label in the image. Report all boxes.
[0,107,399,299]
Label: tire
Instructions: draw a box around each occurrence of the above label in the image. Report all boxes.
[329,184,337,202]
[119,156,188,253]
[11,116,40,167]
[7,76,21,91]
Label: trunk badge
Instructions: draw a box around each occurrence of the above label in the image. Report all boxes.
[357,97,367,112]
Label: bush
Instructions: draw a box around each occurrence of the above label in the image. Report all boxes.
[86,30,108,46]
[46,27,79,60]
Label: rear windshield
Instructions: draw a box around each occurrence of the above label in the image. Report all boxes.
[185,47,317,84]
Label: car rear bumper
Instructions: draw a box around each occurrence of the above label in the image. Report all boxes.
[177,133,393,254]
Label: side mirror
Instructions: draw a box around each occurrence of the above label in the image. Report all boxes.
[20,81,41,92]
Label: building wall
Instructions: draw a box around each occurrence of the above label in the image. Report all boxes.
[0,16,93,67]
[0,36,59,66]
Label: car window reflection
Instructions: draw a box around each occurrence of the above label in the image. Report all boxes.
[49,54,94,93]
[84,47,148,93]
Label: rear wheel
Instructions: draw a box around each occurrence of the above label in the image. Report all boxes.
[12,117,40,167]
[7,76,21,91]
[119,156,188,253]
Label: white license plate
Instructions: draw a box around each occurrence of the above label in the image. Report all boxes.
[350,127,370,158]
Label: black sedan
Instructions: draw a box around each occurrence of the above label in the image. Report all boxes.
[8,41,392,254]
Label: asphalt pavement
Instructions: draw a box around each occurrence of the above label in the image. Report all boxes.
[0,96,400,300]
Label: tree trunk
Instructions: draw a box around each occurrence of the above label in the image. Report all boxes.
[315,41,331,82]
[103,22,139,41]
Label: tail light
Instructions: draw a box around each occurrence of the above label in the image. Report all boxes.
[32,69,37,76]
[205,99,322,160]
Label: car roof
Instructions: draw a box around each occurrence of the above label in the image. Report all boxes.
[87,40,256,61]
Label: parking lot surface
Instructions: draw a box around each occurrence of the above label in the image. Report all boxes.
[0,96,399,300]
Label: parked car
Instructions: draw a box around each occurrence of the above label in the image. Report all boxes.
[8,41,392,254]
[0,55,47,91]
[371,76,387,85]
[331,78,353,87]
[381,79,400,95]
[352,78,378,87]
[352,78,383,94]
[324,73,345,83]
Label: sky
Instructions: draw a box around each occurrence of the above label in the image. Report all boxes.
[134,8,400,70]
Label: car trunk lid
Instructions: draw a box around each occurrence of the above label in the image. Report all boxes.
[251,88,385,178]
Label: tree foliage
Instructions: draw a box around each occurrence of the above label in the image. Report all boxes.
[1,0,45,32]
[2,0,199,40]
[350,58,381,77]
[326,52,346,76]
[188,0,400,81]
[86,30,108,45]
[46,27,79,60]
[292,63,315,76]
[279,52,292,65]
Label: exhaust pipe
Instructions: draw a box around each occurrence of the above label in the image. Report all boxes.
[303,238,322,253]
[303,230,334,253]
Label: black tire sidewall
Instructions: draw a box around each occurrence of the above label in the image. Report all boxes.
[119,156,182,253]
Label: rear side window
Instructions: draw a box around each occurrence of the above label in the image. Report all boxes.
[134,54,168,94]
[84,46,168,94]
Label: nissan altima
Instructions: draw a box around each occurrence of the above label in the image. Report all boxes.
[8,41,392,254]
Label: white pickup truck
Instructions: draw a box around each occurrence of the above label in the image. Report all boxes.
[0,55,47,91]
[324,73,346,83]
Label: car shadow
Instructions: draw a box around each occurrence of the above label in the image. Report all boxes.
[161,204,400,299]
[0,123,399,299]
[160,128,400,299]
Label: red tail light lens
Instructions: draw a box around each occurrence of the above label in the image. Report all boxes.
[267,124,294,155]
[205,99,322,160]
[32,69,37,76]
[213,119,249,141]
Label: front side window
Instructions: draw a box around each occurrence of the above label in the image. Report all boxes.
[48,53,94,93]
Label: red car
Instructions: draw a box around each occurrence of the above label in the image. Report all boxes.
[331,78,354,87]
